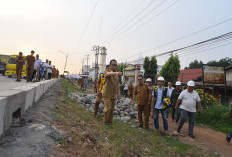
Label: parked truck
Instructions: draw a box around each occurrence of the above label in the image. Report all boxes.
[5,55,27,78]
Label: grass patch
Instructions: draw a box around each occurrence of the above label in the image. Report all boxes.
[196,105,232,133]
[61,78,91,94]
[53,80,211,157]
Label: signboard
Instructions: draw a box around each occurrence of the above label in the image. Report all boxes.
[202,65,225,84]
[124,70,136,77]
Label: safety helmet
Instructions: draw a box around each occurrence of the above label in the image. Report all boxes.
[157,76,164,81]
[146,78,152,82]
[175,81,181,86]
[163,98,172,109]
[187,80,195,87]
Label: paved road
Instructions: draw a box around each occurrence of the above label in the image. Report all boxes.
[0,75,29,91]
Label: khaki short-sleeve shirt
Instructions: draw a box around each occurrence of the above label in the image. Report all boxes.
[102,70,119,99]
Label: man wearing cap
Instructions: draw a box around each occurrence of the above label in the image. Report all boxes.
[151,76,168,132]
[26,50,35,82]
[145,78,153,117]
[132,75,151,129]
[175,80,202,138]
[171,81,183,123]
[15,52,25,82]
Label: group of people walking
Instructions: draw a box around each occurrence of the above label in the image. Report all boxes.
[15,50,59,82]
[94,59,202,139]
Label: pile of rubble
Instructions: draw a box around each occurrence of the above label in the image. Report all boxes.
[68,93,138,123]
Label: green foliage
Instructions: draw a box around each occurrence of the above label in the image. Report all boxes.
[116,63,127,72]
[188,60,203,69]
[195,89,220,108]
[196,105,232,133]
[143,56,157,83]
[207,57,232,67]
[160,53,180,85]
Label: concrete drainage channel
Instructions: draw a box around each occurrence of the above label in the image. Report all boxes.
[0,79,58,137]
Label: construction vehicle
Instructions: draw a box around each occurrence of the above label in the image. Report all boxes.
[5,55,27,78]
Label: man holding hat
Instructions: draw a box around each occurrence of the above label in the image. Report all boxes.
[175,80,202,138]
[151,76,168,132]
[171,81,183,123]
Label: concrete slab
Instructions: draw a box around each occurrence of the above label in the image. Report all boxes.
[0,78,58,137]
[0,97,7,136]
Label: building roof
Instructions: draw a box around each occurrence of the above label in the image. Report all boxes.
[177,68,202,84]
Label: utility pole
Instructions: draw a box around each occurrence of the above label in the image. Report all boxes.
[85,54,90,75]
[59,50,68,75]
[92,45,100,81]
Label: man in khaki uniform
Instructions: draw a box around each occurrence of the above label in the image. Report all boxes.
[128,82,134,99]
[94,65,109,116]
[132,75,151,129]
[102,59,122,125]
[15,52,24,82]
[26,50,35,82]
[52,65,56,78]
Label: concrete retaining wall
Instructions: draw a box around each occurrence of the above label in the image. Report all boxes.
[0,79,58,137]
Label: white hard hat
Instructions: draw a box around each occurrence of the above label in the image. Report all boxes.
[175,81,181,86]
[187,80,195,87]
[146,78,152,82]
[157,76,164,81]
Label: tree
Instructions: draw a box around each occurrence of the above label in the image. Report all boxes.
[143,56,157,83]
[160,53,180,86]
[188,60,203,69]
[207,57,232,67]
[116,63,126,72]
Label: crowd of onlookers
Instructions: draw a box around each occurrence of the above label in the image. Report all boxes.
[15,50,59,82]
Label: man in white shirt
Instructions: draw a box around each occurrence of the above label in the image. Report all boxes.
[123,81,128,97]
[47,61,53,80]
[175,80,202,138]
[166,82,174,118]
[33,54,42,81]
[43,59,49,80]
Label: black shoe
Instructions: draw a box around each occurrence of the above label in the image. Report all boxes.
[145,127,151,130]
[136,125,143,128]
[189,134,195,139]
[226,134,231,143]
[177,127,181,133]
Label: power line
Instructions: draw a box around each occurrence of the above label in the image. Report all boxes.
[118,17,232,62]
[103,0,169,44]
[123,32,232,64]
[78,0,100,44]
[101,0,146,43]
[101,0,159,43]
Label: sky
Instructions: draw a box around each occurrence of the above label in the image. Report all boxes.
[0,0,231,74]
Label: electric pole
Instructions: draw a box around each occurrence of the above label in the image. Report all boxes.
[85,54,90,75]
[92,45,100,81]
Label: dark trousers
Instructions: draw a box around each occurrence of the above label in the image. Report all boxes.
[178,109,195,134]
[123,90,128,97]
[26,66,34,82]
[48,73,52,80]
[171,106,181,122]
[154,108,168,131]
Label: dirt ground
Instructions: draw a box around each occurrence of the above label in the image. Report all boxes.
[153,115,232,156]
[0,82,63,157]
